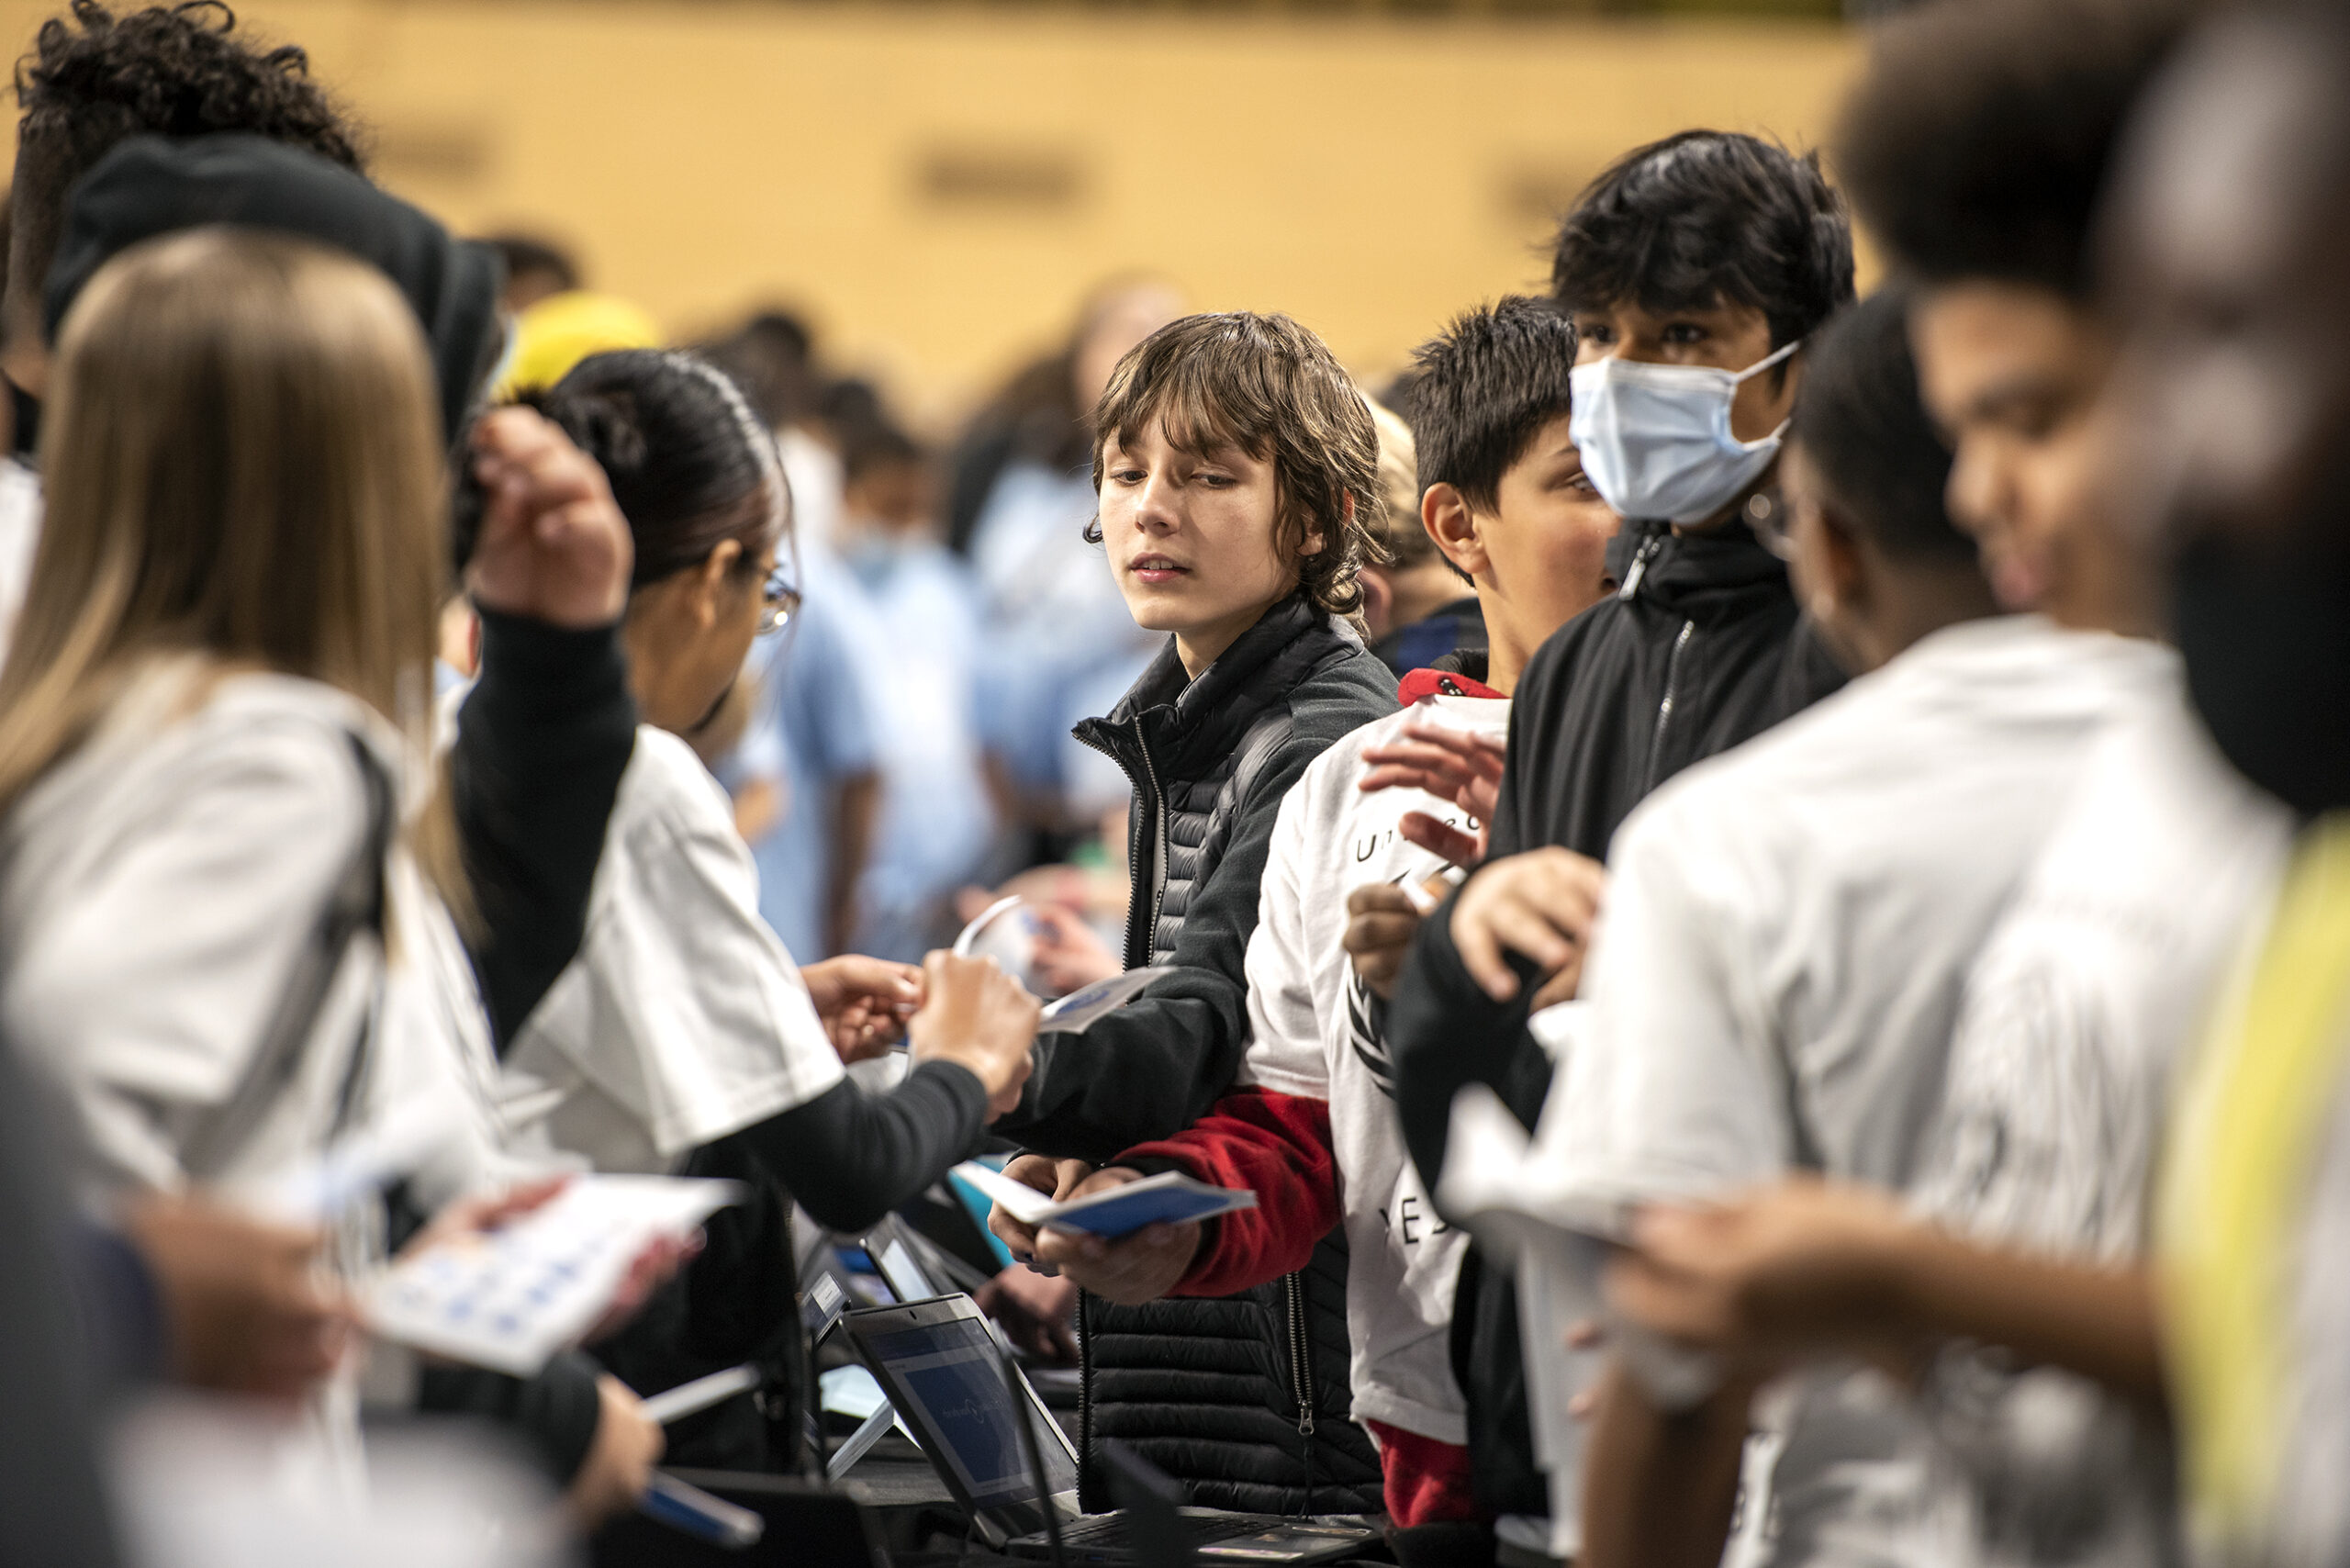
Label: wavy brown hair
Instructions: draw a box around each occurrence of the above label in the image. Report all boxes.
[1088,311,1386,621]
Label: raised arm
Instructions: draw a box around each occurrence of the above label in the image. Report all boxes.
[450,409,639,1046]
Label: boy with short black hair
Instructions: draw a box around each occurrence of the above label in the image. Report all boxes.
[993,297,1617,1554]
[1378,129,1854,1533]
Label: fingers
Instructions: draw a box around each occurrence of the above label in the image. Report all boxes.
[986,1051,1035,1121]
[1450,896,1520,1002]
[1346,883,1417,920]
[839,956,925,1008]
[1342,891,1422,998]
[1033,1220,1203,1305]
[1397,812,1485,869]
[1604,1250,1729,1348]
[1340,906,1421,958]
[990,1203,1046,1264]
[989,1156,1060,1261]
[1358,728,1505,815]
[586,1230,702,1344]
[1451,851,1608,1002]
[1527,959,1585,1011]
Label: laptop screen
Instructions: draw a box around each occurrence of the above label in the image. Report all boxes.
[861,1316,1080,1509]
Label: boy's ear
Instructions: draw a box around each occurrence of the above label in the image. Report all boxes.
[1300,491,1346,559]
[1805,501,1869,622]
[1423,483,1486,578]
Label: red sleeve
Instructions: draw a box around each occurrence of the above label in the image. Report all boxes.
[1118,1086,1339,1298]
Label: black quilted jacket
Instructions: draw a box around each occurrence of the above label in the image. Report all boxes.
[993,590,1393,1515]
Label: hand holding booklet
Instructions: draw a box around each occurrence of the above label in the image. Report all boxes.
[949,893,1174,1032]
[364,1174,742,1376]
[953,1159,1256,1240]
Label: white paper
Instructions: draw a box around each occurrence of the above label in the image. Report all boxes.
[641,1363,760,1426]
[1037,966,1175,1033]
[1437,1084,1723,1414]
[364,1175,742,1376]
[952,894,1024,958]
[950,1160,1256,1238]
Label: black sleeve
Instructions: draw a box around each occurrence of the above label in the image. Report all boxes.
[989,736,1321,1165]
[1386,876,1554,1203]
[732,1061,990,1234]
[417,1350,606,1485]
[452,608,638,1047]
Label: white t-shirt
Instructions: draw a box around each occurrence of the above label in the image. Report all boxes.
[1874,694,2289,1568]
[1532,617,2177,1567]
[0,456,41,650]
[1239,689,1506,1444]
[503,723,845,1174]
[0,660,514,1208]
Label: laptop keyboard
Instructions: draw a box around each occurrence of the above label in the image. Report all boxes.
[1055,1514,1280,1548]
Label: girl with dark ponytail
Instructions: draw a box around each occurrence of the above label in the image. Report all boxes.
[466,350,1041,1471]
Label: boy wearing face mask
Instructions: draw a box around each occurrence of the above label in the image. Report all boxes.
[1376,130,1854,1534]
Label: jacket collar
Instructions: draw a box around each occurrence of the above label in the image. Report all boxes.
[1081,592,1360,776]
[1107,591,1331,727]
[1610,510,1794,612]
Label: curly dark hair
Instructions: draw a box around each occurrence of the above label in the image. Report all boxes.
[1088,311,1384,622]
[1833,0,2192,297]
[9,1,364,328]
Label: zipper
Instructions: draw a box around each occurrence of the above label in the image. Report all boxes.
[1074,715,1170,971]
[1617,532,1665,602]
[1130,717,1171,969]
[1645,619,1695,793]
[1281,1270,1316,1517]
[1282,1271,1315,1437]
[1077,1289,1095,1503]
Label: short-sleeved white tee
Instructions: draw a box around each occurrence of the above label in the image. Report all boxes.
[503,724,845,1174]
[1532,617,2177,1566]
[1873,694,2289,1568]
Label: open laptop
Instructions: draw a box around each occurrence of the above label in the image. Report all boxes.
[842,1296,1378,1564]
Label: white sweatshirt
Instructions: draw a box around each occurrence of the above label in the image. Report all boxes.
[0,659,514,1208]
[1238,689,1509,1445]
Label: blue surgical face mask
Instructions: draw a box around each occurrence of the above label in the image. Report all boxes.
[1568,339,1802,524]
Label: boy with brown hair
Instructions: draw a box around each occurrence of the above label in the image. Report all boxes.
[996,299,1617,1554]
[987,311,1399,1513]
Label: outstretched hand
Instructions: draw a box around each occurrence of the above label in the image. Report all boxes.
[803,955,924,1063]
[986,1154,1095,1268]
[1603,1177,1919,1372]
[1028,1168,1203,1306]
[1359,721,1506,868]
[464,408,633,629]
[120,1193,353,1404]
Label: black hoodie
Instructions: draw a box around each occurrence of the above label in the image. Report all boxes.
[1388,514,1845,1518]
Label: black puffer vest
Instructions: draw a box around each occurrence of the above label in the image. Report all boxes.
[1069,594,1390,1516]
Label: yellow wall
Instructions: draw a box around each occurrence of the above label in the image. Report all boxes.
[0,0,1864,421]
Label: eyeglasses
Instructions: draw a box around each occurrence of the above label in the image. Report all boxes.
[760,563,802,635]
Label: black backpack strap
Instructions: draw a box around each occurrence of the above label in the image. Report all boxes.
[183,732,396,1180]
